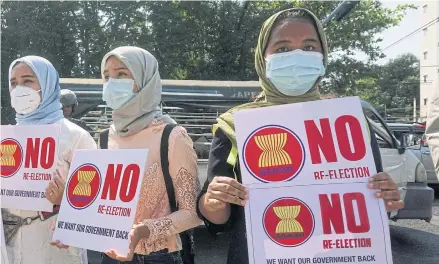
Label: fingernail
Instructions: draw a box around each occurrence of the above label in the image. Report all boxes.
[240,201,246,206]
[368,183,374,188]
[244,195,249,200]
[388,201,392,206]
[368,178,374,182]
[375,192,381,198]
[244,188,249,193]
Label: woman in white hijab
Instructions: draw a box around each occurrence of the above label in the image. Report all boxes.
[4,55,97,264]
[99,47,201,263]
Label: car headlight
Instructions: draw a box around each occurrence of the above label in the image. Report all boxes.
[415,162,427,183]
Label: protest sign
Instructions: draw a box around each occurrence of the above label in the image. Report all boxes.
[234,97,393,264]
[52,149,148,256]
[1,125,61,211]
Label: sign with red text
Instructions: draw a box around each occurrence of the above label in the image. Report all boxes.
[52,149,148,256]
[236,97,373,187]
[234,97,393,264]
[0,125,61,211]
[246,184,392,264]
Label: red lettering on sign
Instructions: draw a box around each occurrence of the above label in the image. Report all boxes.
[305,115,366,164]
[305,118,337,164]
[101,164,140,202]
[24,137,56,169]
[343,193,370,233]
[119,164,140,203]
[323,239,333,249]
[335,115,366,161]
[320,193,344,234]
[101,164,123,200]
[319,192,370,234]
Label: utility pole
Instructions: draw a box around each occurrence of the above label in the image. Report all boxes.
[413,97,417,123]
[322,1,360,27]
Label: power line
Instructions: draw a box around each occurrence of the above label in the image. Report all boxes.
[382,16,439,51]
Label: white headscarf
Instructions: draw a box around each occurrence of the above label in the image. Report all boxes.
[101,46,176,137]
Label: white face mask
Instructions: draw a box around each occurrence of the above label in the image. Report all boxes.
[266,49,325,96]
[102,78,136,110]
[10,85,41,115]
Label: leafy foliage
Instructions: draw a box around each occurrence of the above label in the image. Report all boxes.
[1,0,417,124]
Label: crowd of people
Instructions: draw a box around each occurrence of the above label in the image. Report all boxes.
[2,8,404,264]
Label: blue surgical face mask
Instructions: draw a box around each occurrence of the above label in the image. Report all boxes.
[266,49,325,96]
[102,78,135,109]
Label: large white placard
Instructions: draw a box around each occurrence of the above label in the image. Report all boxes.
[53,149,148,256]
[1,125,61,211]
[234,97,393,264]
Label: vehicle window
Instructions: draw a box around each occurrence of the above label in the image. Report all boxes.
[367,117,395,149]
[390,128,423,147]
[361,103,398,148]
[392,131,404,142]
[403,133,423,147]
[375,133,392,148]
[362,107,380,123]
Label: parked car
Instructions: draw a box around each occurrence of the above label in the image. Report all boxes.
[386,123,439,188]
[361,101,434,222]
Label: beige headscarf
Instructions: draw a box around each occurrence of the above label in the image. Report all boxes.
[214,8,328,148]
[101,46,176,137]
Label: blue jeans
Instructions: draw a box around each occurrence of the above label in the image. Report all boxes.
[101,249,183,264]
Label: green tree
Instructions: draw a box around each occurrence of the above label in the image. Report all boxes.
[325,53,420,114]
[1,0,416,124]
[1,1,79,124]
[377,53,420,109]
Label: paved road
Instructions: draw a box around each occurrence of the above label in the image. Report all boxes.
[88,198,439,264]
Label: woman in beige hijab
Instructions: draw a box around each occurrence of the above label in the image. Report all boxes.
[99,47,201,263]
[196,8,404,264]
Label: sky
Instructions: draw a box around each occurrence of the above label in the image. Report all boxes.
[356,0,422,64]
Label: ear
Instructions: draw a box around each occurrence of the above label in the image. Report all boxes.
[133,83,139,93]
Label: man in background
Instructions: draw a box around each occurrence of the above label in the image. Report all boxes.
[60,89,92,135]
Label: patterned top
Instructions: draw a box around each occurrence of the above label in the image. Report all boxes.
[105,120,202,255]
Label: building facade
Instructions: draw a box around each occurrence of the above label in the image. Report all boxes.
[420,1,439,120]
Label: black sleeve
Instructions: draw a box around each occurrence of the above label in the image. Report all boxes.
[79,120,92,131]
[196,128,238,235]
[367,119,383,173]
[75,119,93,136]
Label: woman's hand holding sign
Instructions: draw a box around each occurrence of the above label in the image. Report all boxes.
[368,172,404,212]
[105,223,150,261]
[46,150,70,205]
[50,224,69,249]
[205,176,249,207]
[50,239,69,249]
[199,176,249,225]
[45,169,65,205]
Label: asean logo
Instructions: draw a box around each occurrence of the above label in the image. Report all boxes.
[66,163,101,210]
[243,125,305,182]
[263,197,315,247]
[0,138,23,178]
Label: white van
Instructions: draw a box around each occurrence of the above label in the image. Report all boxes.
[361,101,434,222]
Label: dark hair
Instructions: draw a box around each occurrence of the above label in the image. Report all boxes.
[272,10,318,31]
